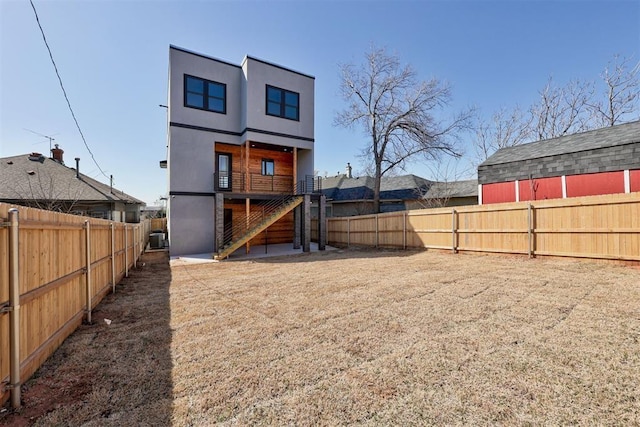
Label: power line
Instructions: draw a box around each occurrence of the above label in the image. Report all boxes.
[29,0,109,180]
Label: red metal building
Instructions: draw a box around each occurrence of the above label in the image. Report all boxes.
[478,121,640,204]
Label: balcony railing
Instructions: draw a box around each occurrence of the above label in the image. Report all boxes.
[214,172,322,195]
[250,173,293,193]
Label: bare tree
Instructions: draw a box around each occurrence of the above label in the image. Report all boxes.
[529,77,594,140]
[335,46,472,213]
[474,106,533,164]
[588,55,640,127]
[471,54,640,166]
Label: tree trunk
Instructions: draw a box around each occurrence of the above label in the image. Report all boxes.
[373,163,382,214]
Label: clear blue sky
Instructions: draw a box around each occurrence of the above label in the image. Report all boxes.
[1,0,638,205]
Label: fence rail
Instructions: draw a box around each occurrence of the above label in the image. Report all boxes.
[326,192,640,262]
[0,203,150,407]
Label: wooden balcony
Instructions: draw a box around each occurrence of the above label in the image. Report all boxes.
[214,171,322,195]
[215,171,293,194]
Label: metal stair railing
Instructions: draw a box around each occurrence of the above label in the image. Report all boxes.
[214,176,323,260]
[221,195,293,244]
[215,195,303,260]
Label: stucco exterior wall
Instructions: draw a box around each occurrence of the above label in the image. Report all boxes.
[168,126,216,193]
[168,195,215,255]
[169,48,243,136]
[243,57,314,146]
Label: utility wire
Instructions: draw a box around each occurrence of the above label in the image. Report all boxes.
[29,0,109,180]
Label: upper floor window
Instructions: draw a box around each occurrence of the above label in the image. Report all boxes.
[184,75,226,114]
[266,85,299,121]
[261,159,274,176]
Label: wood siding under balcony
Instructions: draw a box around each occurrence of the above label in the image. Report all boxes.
[215,142,294,194]
[225,200,294,245]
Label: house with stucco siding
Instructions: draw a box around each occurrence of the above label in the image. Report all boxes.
[166,46,323,257]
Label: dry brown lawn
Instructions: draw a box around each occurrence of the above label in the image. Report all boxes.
[2,248,640,426]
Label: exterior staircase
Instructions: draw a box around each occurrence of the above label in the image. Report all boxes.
[213,195,303,260]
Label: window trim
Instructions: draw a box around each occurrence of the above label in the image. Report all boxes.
[184,74,227,114]
[216,152,232,191]
[265,85,299,121]
[261,158,275,176]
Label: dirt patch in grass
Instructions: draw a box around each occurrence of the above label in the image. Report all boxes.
[2,248,639,425]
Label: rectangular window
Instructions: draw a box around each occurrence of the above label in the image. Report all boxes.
[266,85,299,120]
[184,75,226,113]
[261,159,274,176]
[217,153,232,190]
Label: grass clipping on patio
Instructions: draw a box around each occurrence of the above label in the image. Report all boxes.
[14,249,640,425]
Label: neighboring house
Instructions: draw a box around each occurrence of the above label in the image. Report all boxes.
[167,46,319,256]
[141,205,165,220]
[416,179,479,208]
[320,172,477,217]
[478,120,640,204]
[0,147,144,222]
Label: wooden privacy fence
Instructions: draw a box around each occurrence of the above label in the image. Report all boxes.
[150,217,167,232]
[0,203,151,407]
[327,192,640,262]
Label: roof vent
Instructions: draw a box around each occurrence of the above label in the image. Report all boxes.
[28,153,44,162]
[6,161,13,165]
[27,170,36,175]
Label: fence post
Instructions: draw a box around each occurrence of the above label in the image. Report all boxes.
[110,223,115,293]
[451,209,458,254]
[403,211,407,250]
[375,214,379,248]
[8,209,21,408]
[347,217,350,248]
[134,226,137,269]
[318,195,326,251]
[84,220,92,324]
[125,226,129,278]
[528,204,535,258]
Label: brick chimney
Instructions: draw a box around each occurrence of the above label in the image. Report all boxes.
[51,144,64,164]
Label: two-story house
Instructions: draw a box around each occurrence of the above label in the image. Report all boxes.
[167,46,323,258]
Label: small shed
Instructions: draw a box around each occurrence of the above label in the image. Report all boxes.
[477,120,640,204]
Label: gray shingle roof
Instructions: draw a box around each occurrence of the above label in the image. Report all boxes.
[423,179,478,199]
[480,120,640,167]
[0,153,144,204]
[320,174,477,201]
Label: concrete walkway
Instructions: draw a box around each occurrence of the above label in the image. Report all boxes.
[170,242,335,265]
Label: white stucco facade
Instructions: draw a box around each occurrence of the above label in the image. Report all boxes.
[167,46,315,256]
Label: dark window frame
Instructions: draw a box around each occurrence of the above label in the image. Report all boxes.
[261,158,275,176]
[184,74,227,114]
[216,152,232,191]
[266,85,299,121]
